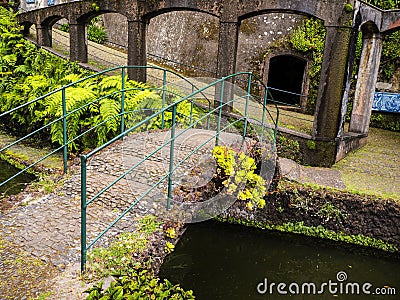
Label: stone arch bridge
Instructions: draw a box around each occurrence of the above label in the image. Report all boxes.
[17,0,400,166]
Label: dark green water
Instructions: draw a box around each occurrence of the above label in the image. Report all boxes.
[0,160,36,196]
[159,221,399,300]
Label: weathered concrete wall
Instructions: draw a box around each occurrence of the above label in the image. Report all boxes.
[237,13,303,73]
[101,13,128,48]
[102,11,304,76]
[147,11,219,75]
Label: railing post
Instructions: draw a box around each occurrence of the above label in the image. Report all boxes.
[190,85,194,126]
[207,102,211,130]
[80,155,88,272]
[243,73,252,142]
[120,67,126,137]
[162,69,167,129]
[167,105,177,210]
[62,88,68,174]
[215,80,225,146]
[260,86,268,143]
[274,108,279,143]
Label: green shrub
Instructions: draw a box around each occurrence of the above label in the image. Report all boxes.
[212,145,267,211]
[370,112,400,132]
[88,22,107,44]
[288,18,325,114]
[85,268,195,300]
[58,17,107,44]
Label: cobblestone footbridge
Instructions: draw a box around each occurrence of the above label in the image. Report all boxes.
[0,67,278,297]
[0,128,256,267]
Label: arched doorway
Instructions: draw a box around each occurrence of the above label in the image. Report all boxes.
[265,54,308,107]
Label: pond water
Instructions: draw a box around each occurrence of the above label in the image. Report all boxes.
[0,160,36,196]
[159,221,399,300]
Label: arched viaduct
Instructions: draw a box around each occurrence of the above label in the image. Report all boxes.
[17,0,400,166]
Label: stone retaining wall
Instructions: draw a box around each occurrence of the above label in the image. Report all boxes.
[102,11,304,76]
[220,178,400,253]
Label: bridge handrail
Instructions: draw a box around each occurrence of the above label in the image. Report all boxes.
[0,66,280,272]
[0,66,213,188]
[80,71,279,270]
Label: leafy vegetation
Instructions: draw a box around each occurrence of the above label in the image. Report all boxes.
[83,215,194,299]
[218,217,399,253]
[1,8,202,152]
[212,145,267,211]
[288,18,326,114]
[277,135,301,163]
[59,17,108,44]
[0,7,88,136]
[85,268,195,300]
[366,0,400,10]
[84,215,162,280]
[362,0,400,83]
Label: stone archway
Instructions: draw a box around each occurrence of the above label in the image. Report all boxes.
[263,52,310,111]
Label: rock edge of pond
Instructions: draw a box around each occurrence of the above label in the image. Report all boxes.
[216,175,400,257]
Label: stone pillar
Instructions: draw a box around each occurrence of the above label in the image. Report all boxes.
[127,19,147,82]
[36,24,52,47]
[215,21,240,110]
[216,21,239,79]
[349,32,382,134]
[69,22,87,63]
[312,20,354,140]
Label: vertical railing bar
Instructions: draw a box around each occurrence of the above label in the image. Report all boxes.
[162,69,167,129]
[260,85,268,143]
[80,155,87,272]
[274,108,279,143]
[62,88,68,174]
[190,85,194,126]
[120,67,126,137]
[215,79,225,146]
[207,101,211,130]
[167,105,177,210]
[243,74,251,142]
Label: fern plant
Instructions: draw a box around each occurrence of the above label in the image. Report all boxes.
[1,7,203,153]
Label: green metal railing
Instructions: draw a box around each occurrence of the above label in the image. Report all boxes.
[0,65,212,189]
[0,66,280,272]
[79,71,279,271]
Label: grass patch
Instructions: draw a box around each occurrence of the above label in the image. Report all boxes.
[333,127,400,201]
[83,215,163,281]
[217,217,399,253]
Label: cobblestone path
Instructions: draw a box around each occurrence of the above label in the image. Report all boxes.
[0,128,245,299]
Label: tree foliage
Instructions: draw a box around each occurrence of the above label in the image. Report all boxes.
[365,0,400,9]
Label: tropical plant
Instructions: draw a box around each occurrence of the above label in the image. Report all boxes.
[85,268,195,300]
[212,145,267,211]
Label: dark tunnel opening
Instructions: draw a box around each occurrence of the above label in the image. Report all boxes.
[267,55,306,106]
